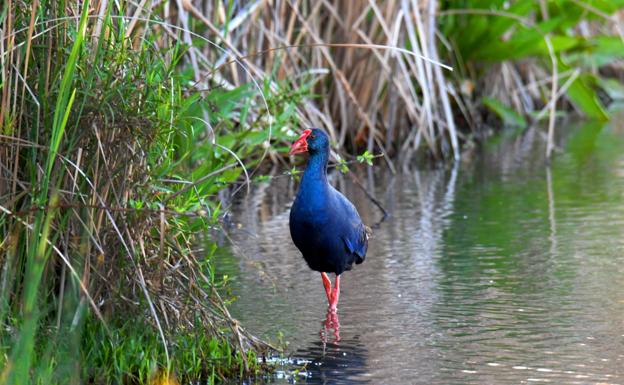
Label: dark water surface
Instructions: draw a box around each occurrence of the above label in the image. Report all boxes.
[217,118,624,384]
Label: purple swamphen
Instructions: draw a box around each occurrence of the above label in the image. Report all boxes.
[288,128,370,311]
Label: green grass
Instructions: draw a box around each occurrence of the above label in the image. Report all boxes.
[0,2,299,383]
[81,316,262,384]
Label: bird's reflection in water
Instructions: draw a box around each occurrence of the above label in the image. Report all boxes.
[286,309,369,384]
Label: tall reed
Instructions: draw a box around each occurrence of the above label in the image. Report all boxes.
[1,1,280,383]
[169,0,623,162]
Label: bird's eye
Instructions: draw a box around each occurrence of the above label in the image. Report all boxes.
[310,134,316,139]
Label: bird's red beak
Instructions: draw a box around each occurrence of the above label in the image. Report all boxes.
[289,129,312,155]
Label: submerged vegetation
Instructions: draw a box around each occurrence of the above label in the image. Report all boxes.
[0,0,623,383]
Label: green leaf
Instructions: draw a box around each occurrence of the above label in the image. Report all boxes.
[472,18,576,61]
[482,97,527,128]
[559,60,608,120]
[338,159,349,174]
[356,151,374,166]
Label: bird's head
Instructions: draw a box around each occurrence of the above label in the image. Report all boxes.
[288,128,329,156]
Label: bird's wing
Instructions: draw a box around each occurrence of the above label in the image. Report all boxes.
[332,189,369,263]
[342,223,369,264]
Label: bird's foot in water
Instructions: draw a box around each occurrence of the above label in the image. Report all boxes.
[320,307,341,343]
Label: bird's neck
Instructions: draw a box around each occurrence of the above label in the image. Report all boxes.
[300,150,329,192]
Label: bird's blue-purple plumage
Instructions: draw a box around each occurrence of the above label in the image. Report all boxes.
[289,129,368,275]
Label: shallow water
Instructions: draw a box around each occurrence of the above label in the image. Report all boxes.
[217,118,624,384]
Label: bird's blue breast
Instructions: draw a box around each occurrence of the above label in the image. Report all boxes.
[289,181,367,275]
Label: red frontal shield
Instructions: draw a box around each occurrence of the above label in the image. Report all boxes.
[289,129,312,155]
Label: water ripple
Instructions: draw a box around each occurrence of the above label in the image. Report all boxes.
[220,121,624,384]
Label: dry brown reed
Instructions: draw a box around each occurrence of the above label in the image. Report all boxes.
[171,0,621,163]
[153,0,462,166]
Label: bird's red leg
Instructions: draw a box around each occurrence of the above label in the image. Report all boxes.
[329,274,340,311]
[321,272,333,303]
